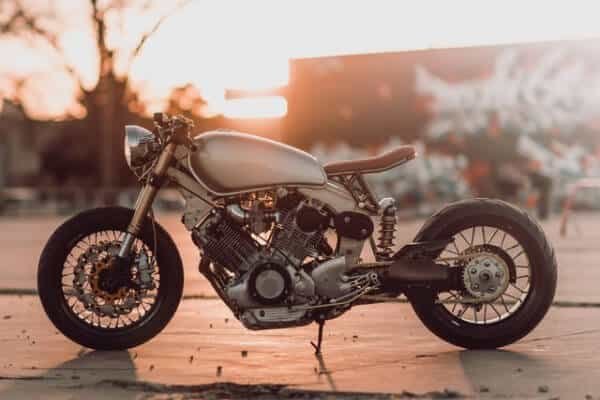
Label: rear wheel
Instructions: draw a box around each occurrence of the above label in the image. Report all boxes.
[408,198,556,349]
[38,207,183,350]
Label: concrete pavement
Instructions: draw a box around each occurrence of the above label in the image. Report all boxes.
[2,212,600,398]
[0,296,599,399]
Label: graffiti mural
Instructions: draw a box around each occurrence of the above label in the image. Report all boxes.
[287,39,600,214]
[416,49,600,138]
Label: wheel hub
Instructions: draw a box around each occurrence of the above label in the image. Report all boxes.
[90,258,130,303]
[462,251,510,302]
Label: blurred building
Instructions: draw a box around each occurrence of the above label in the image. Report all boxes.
[276,38,600,213]
[0,100,39,187]
[283,38,600,149]
[3,38,600,214]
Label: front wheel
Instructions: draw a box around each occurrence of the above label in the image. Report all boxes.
[38,207,184,350]
[408,198,557,349]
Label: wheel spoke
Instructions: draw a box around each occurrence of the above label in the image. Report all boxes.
[510,283,527,294]
[505,243,521,252]
[452,240,461,255]
[500,232,507,247]
[440,292,458,303]
[512,250,524,260]
[483,304,488,324]
[458,232,471,247]
[500,295,510,312]
[490,303,502,318]
[487,228,499,244]
[445,247,459,256]
[451,300,458,313]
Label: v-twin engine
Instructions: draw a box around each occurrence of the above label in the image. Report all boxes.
[192,195,376,330]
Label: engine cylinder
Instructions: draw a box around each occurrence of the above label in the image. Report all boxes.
[192,211,258,272]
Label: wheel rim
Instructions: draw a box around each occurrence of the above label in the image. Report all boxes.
[436,225,532,325]
[60,230,161,331]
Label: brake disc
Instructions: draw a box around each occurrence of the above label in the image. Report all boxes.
[73,241,143,317]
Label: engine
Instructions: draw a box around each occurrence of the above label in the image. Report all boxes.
[191,191,380,329]
[192,192,333,329]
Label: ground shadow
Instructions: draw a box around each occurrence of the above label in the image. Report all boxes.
[314,351,338,392]
[0,350,137,399]
[459,349,550,394]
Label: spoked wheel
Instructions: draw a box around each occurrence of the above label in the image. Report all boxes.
[38,207,183,350]
[408,199,556,349]
[437,225,532,325]
[61,230,160,330]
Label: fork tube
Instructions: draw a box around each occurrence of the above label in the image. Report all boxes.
[118,142,177,257]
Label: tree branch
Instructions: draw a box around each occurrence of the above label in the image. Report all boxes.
[125,0,192,75]
[1,1,86,93]
[0,8,24,34]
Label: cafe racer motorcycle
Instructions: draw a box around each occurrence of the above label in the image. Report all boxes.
[38,113,557,352]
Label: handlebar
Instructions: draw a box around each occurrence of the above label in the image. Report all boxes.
[152,112,197,151]
[153,112,194,130]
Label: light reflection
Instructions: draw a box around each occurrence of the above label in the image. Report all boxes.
[223,97,287,119]
[3,0,600,119]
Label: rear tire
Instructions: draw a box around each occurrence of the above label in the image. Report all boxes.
[38,207,184,350]
[408,198,557,349]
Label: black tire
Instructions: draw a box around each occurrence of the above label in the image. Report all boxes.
[38,207,184,350]
[408,198,557,349]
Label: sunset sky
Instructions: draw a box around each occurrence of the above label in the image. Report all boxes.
[2,0,600,119]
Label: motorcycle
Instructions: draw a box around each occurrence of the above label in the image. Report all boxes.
[38,113,557,352]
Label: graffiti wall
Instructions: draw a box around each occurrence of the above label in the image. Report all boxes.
[286,39,600,212]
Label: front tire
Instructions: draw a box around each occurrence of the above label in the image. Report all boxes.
[408,198,557,349]
[38,207,184,350]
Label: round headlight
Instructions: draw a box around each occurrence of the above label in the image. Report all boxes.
[124,125,156,170]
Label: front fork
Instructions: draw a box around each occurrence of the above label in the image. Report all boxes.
[118,142,177,258]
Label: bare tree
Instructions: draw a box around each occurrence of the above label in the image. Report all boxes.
[0,0,190,187]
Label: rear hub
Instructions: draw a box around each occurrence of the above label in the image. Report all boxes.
[462,245,514,302]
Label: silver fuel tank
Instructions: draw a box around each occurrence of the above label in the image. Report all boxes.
[187,131,327,195]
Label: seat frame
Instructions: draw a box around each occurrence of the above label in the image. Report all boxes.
[330,172,380,214]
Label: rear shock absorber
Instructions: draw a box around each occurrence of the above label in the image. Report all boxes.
[377,197,397,258]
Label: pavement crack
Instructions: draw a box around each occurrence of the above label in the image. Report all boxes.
[522,328,600,343]
[91,379,467,399]
[0,376,58,381]
[2,290,600,310]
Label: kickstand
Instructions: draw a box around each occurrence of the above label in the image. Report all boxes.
[310,319,326,355]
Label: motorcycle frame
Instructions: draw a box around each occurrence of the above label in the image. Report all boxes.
[118,139,386,258]
[118,137,456,296]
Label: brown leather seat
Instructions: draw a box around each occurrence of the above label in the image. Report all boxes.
[323,146,416,176]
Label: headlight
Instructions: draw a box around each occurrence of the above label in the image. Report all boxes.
[124,125,157,170]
